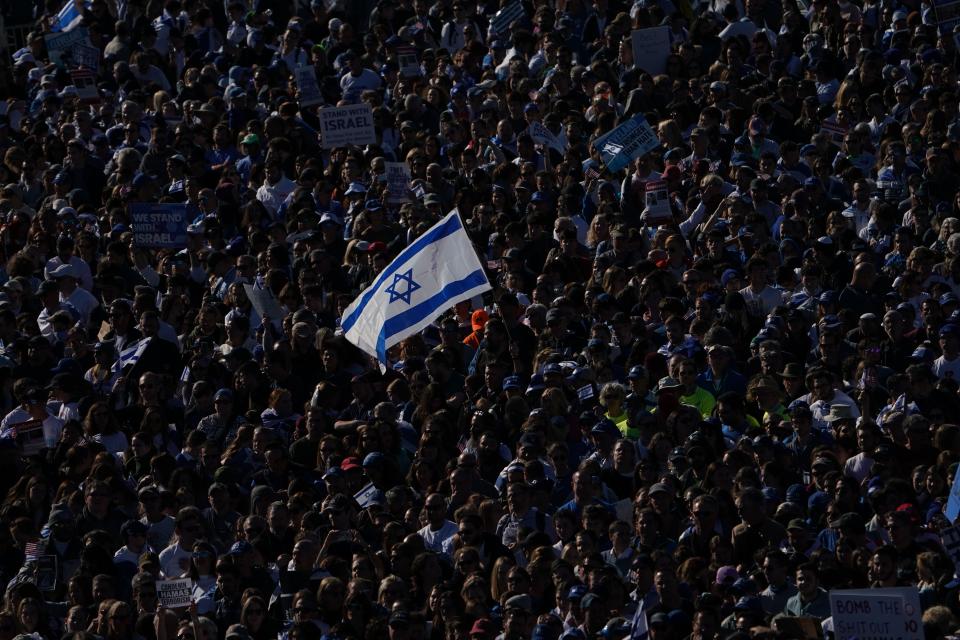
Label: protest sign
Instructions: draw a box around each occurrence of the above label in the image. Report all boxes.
[385,162,412,204]
[942,525,960,574]
[829,587,923,640]
[129,203,193,248]
[319,104,377,148]
[70,69,99,104]
[45,27,90,68]
[13,419,46,455]
[528,121,565,154]
[820,120,847,146]
[295,66,323,107]
[35,555,58,592]
[643,180,672,226]
[592,114,659,173]
[948,468,960,522]
[631,26,670,75]
[491,0,525,34]
[243,284,284,331]
[157,578,193,608]
[396,45,420,77]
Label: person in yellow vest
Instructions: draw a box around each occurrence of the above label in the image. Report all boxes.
[676,358,716,418]
[747,375,790,425]
[599,382,631,437]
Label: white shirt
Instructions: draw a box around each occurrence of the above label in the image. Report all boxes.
[418,520,458,553]
[739,284,783,317]
[933,354,960,381]
[843,452,874,483]
[62,286,99,325]
[159,541,192,578]
[143,514,177,552]
[339,69,382,103]
[256,176,296,216]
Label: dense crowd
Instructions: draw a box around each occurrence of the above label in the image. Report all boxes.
[1,0,960,640]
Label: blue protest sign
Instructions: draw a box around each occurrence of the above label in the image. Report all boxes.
[948,468,960,522]
[129,203,194,248]
[591,114,659,173]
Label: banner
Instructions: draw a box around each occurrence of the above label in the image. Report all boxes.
[129,203,193,248]
[319,104,377,149]
[528,122,564,154]
[631,26,670,75]
[591,115,659,173]
[396,45,420,78]
[44,27,90,68]
[385,162,412,204]
[73,43,99,70]
[829,587,923,640]
[295,66,323,107]
[157,578,193,608]
[643,180,672,226]
[490,0,525,34]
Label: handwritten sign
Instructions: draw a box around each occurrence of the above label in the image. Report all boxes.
[129,203,193,248]
[319,104,376,149]
[295,65,323,107]
[243,284,284,331]
[528,121,564,154]
[385,162,412,204]
[591,114,659,173]
[631,26,670,75]
[829,587,923,640]
[396,45,420,78]
[157,578,193,608]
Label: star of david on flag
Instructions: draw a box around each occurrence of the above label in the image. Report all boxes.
[340,212,491,365]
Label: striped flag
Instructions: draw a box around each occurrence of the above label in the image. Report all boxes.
[112,338,150,374]
[630,598,648,640]
[24,541,38,561]
[54,0,91,31]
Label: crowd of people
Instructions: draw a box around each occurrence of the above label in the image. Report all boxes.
[1,0,960,640]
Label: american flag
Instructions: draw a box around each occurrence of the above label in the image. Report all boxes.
[24,541,38,561]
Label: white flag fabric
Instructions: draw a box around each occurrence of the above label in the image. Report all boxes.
[112,338,150,373]
[340,212,491,364]
[630,597,648,640]
[55,0,89,31]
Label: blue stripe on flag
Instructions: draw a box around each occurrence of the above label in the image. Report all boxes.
[340,214,464,334]
[375,268,487,361]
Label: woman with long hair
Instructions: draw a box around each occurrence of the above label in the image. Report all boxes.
[83,401,128,455]
[239,595,277,640]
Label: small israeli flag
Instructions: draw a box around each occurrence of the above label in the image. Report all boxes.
[54,0,90,31]
[112,338,150,373]
[340,212,491,364]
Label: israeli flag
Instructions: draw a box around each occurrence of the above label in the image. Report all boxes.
[340,212,491,364]
[630,598,648,640]
[54,0,90,31]
[112,338,150,373]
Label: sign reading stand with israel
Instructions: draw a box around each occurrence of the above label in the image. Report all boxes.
[591,114,659,173]
[340,212,491,365]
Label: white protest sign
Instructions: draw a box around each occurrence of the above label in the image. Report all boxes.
[631,26,670,76]
[44,26,90,69]
[385,162,412,204]
[295,65,323,107]
[527,122,564,154]
[829,587,923,640]
[243,284,284,332]
[319,104,377,149]
[396,45,420,78]
[70,69,99,104]
[157,578,194,608]
[643,180,672,226]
